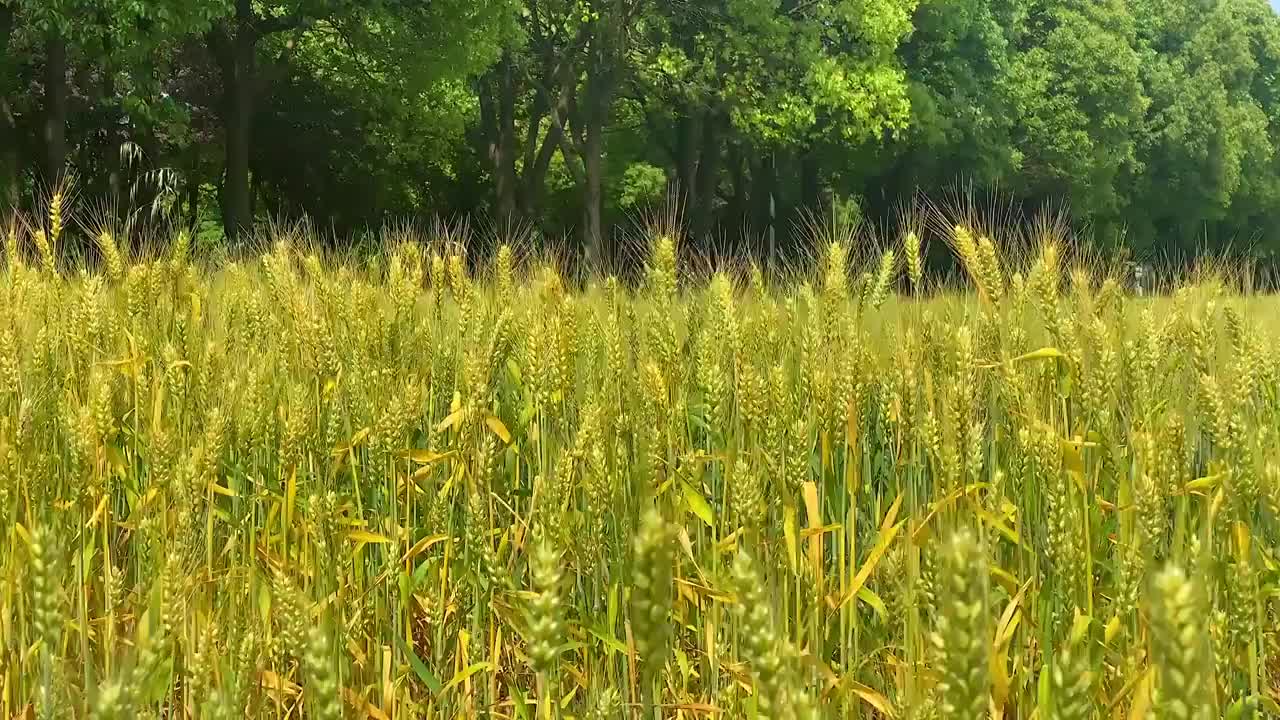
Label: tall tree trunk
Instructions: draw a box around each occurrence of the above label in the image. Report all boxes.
[186,149,201,229]
[799,146,822,213]
[97,6,135,206]
[691,113,720,242]
[42,29,68,183]
[582,109,605,265]
[0,4,17,212]
[516,46,559,218]
[212,0,257,244]
[674,110,701,215]
[753,152,777,266]
[187,177,200,230]
[226,30,254,242]
[0,129,15,213]
[491,53,518,220]
[100,50,121,202]
[479,54,519,221]
[581,6,625,265]
[522,121,559,217]
[521,79,562,219]
[728,140,749,239]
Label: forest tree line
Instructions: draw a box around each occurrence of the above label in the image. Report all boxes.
[1,0,1279,260]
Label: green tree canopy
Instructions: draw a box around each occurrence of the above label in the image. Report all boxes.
[3,0,1280,263]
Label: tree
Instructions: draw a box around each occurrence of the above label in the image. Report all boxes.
[477,49,521,221]
[4,0,1280,263]
[252,2,508,232]
[205,0,306,242]
[474,45,568,226]
[628,0,915,242]
[1128,0,1280,253]
[472,0,645,258]
[1003,0,1147,223]
[0,2,18,208]
[5,0,75,183]
[206,0,511,243]
[852,0,1023,206]
[0,0,220,213]
[530,0,647,260]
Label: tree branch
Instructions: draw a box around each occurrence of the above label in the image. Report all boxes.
[522,93,549,174]
[326,22,381,86]
[522,49,586,180]
[543,71,586,185]
[786,0,822,17]
[622,0,647,26]
[522,104,564,206]
[527,53,587,161]
[255,11,306,38]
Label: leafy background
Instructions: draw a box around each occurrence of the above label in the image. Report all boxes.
[5,0,1280,267]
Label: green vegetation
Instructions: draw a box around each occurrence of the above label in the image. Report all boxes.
[3,0,1280,257]
[2,197,1278,718]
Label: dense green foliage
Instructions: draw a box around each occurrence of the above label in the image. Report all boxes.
[2,0,1280,257]
[2,205,1280,717]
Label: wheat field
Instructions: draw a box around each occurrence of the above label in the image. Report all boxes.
[0,202,1278,719]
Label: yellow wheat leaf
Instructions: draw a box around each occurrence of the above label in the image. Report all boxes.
[1183,473,1223,494]
[784,503,798,575]
[404,534,449,564]
[346,529,392,545]
[681,480,716,529]
[1104,615,1123,645]
[403,449,456,465]
[1234,521,1250,562]
[86,495,110,528]
[803,481,822,582]
[435,407,467,434]
[285,467,298,528]
[342,688,390,720]
[484,414,513,445]
[1012,347,1065,363]
[834,516,903,611]
[990,565,1020,596]
[1126,670,1153,720]
[209,482,238,498]
[799,523,842,540]
[13,522,31,549]
[848,680,895,718]
[259,670,301,697]
[1106,666,1152,715]
[442,662,491,694]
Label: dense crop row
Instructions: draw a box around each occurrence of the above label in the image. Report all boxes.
[0,206,1277,718]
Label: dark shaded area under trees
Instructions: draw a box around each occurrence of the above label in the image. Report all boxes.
[2,0,1280,264]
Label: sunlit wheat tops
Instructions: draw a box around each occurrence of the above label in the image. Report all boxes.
[0,203,1276,720]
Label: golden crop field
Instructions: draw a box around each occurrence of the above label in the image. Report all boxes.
[0,203,1277,719]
